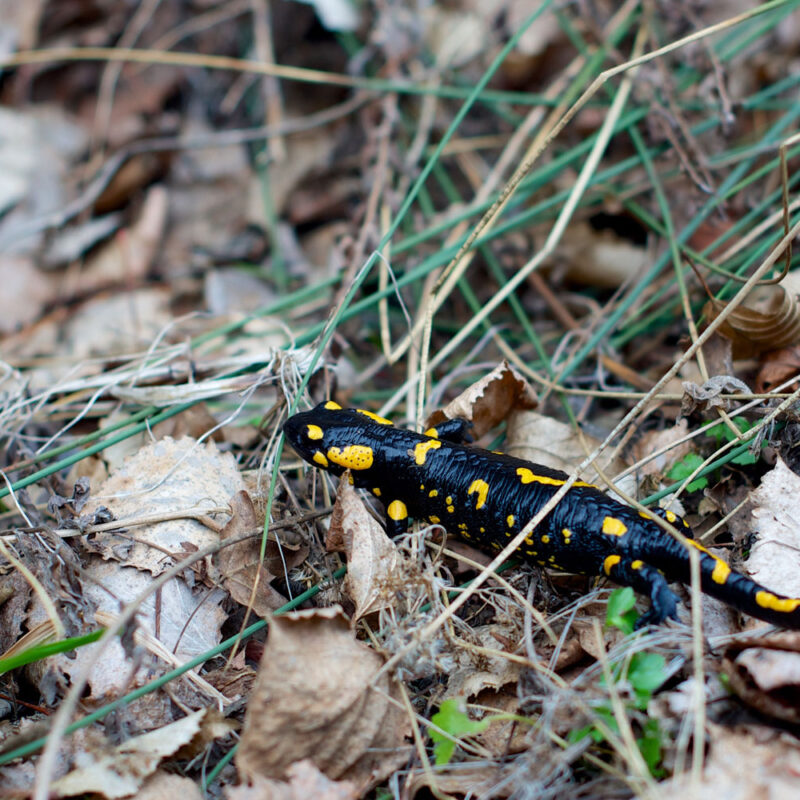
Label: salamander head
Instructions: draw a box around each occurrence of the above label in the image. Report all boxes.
[283,402,393,476]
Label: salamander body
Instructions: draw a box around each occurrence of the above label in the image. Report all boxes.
[283,402,800,628]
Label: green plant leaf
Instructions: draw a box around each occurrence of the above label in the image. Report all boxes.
[429,698,489,765]
[606,587,638,634]
[628,652,667,696]
[0,629,106,676]
[637,718,665,776]
[666,452,708,492]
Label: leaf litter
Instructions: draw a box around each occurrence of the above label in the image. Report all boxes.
[1,1,800,798]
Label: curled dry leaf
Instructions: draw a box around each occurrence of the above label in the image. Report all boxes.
[226,760,358,800]
[755,344,800,394]
[50,710,205,799]
[445,623,522,700]
[723,633,800,723]
[84,436,245,576]
[236,607,412,793]
[326,480,402,622]
[135,772,204,800]
[219,491,300,618]
[505,410,636,501]
[656,722,800,799]
[704,284,800,358]
[681,375,751,416]
[426,360,538,439]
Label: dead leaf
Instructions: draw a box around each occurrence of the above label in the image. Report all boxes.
[747,458,800,604]
[227,760,358,800]
[219,491,292,617]
[85,436,245,576]
[0,255,54,333]
[755,345,800,394]
[50,710,205,799]
[655,722,800,799]
[681,375,751,415]
[554,221,649,288]
[631,419,691,478]
[446,624,522,700]
[426,360,538,438]
[704,284,800,358]
[136,772,204,800]
[26,559,226,704]
[327,480,402,622]
[237,607,412,793]
[721,629,800,723]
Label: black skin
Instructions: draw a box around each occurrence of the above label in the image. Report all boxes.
[284,404,800,629]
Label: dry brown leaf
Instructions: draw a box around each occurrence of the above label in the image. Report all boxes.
[237,607,412,793]
[51,710,205,799]
[133,772,204,800]
[721,629,800,723]
[218,491,291,618]
[26,558,226,704]
[505,410,636,500]
[0,254,54,333]
[747,458,800,605]
[426,360,538,438]
[227,760,358,800]
[84,436,244,576]
[655,722,800,799]
[446,624,522,700]
[681,375,751,416]
[326,480,402,622]
[554,221,649,288]
[704,284,800,358]
[631,419,691,478]
[755,345,800,393]
[473,687,529,757]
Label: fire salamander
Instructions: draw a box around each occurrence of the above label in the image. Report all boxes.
[283,402,800,629]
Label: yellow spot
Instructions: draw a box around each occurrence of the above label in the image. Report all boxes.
[665,510,677,523]
[479,527,485,533]
[373,487,381,497]
[429,515,440,524]
[602,517,628,537]
[507,515,515,527]
[428,489,439,498]
[467,480,489,510]
[516,468,592,488]
[639,511,651,520]
[492,450,504,455]
[541,535,550,544]
[711,559,730,584]
[324,401,341,410]
[686,540,711,555]
[562,527,572,543]
[307,424,323,440]
[424,428,439,438]
[356,409,393,425]
[327,444,374,470]
[420,484,425,491]
[549,555,556,562]
[447,505,455,513]
[603,555,621,576]
[524,536,534,545]
[313,452,328,467]
[683,519,691,528]
[631,560,643,570]
[414,439,442,465]
[387,500,408,521]
[755,592,800,613]
[446,496,453,504]
[348,474,354,485]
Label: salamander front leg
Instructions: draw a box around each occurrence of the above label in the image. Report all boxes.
[385,499,410,538]
[603,556,680,629]
[424,417,474,444]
